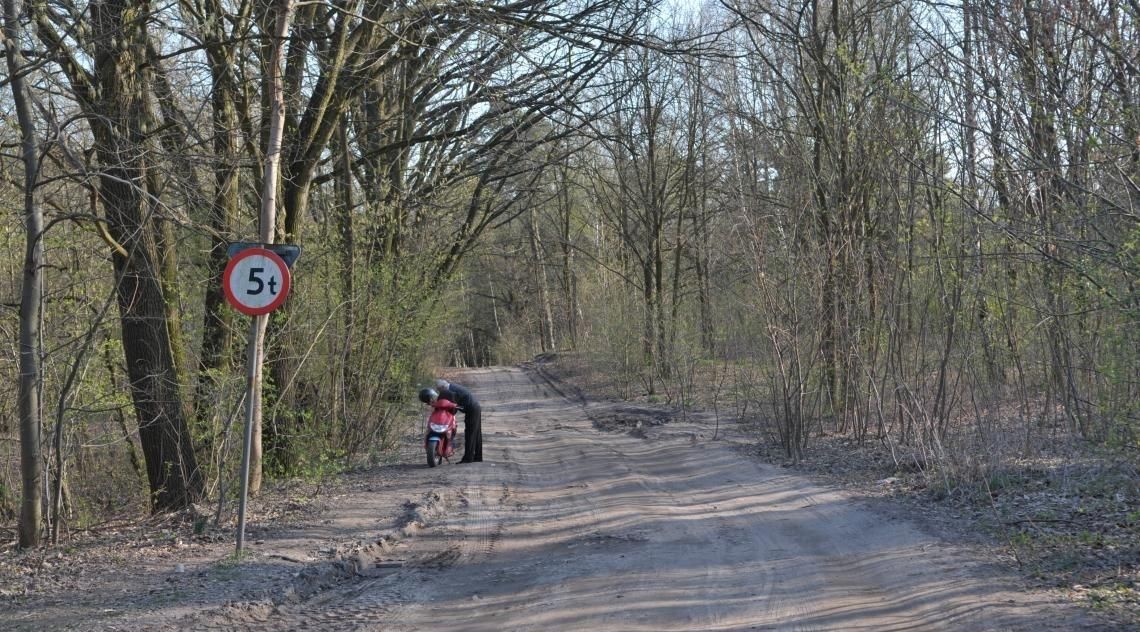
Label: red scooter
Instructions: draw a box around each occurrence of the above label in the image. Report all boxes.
[420,388,458,467]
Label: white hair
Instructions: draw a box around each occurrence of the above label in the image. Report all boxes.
[434,379,449,391]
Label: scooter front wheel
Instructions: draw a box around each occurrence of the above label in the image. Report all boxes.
[426,439,442,468]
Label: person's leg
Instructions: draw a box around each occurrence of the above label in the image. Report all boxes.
[460,413,475,462]
[471,406,483,461]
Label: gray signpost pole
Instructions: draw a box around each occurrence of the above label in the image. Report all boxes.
[235,313,265,553]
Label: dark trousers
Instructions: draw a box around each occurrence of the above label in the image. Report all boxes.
[461,405,482,462]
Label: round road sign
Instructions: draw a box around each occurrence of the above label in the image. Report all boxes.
[223,247,292,316]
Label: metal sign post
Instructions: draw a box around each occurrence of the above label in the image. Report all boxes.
[222,244,298,554]
[235,314,264,554]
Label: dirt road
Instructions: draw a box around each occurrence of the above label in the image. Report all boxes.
[6,364,1100,630]
[181,365,1092,631]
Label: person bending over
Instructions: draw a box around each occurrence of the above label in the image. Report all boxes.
[434,378,482,463]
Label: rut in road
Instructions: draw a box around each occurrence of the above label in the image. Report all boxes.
[211,365,1089,631]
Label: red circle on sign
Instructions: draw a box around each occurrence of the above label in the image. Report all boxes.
[222,247,292,316]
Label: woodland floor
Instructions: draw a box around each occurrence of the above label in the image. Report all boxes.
[0,355,1135,630]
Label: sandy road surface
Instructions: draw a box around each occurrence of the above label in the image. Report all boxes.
[190,364,1094,631]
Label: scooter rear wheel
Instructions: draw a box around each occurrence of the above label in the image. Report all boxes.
[426,440,442,468]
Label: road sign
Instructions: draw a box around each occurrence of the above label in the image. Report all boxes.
[223,247,292,315]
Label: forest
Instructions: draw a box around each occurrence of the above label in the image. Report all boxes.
[1,0,1136,553]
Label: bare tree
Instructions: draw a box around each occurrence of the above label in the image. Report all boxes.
[4,0,45,546]
[590,44,693,392]
[30,0,204,511]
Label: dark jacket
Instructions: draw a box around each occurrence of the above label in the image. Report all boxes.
[441,382,479,411]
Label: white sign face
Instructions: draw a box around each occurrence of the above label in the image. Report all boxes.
[223,247,292,316]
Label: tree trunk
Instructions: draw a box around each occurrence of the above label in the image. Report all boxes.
[254,0,294,488]
[642,260,658,393]
[5,0,44,547]
[335,118,356,420]
[529,205,556,352]
[90,0,203,511]
[196,13,244,443]
[556,162,580,349]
